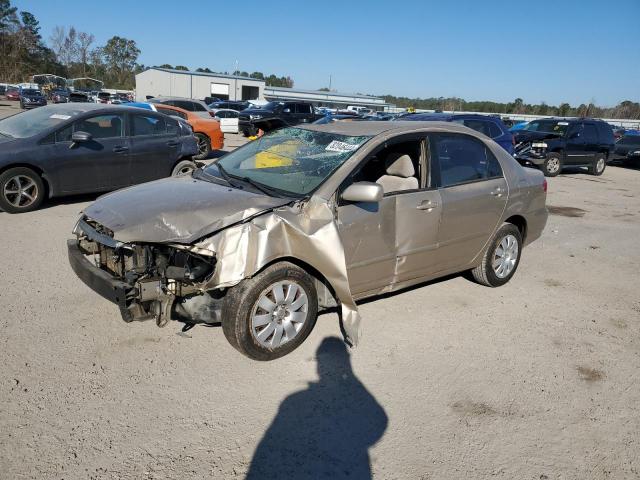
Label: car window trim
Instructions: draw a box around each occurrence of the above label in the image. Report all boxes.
[130,112,170,138]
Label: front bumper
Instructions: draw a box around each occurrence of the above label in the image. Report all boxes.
[67,239,132,308]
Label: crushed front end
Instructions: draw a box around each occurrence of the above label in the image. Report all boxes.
[68,217,223,327]
[513,140,550,166]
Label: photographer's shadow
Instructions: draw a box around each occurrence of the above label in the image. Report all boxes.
[247,337,388,479]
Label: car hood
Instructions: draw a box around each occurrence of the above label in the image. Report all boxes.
[82,174,293,244]
[514,131,563,143]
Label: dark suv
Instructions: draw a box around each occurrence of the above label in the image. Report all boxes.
[514,118,614,177]
[238,101,322,136]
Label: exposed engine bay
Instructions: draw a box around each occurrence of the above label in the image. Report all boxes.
[73,218,222,328]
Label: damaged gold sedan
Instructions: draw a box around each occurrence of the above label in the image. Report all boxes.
[68,122,548,360]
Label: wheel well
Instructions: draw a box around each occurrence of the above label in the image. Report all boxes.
[0,163,51,198]
[505,215,527,241]
[257,256,338,309]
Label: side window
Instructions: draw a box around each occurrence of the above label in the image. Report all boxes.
[568,122,583,139]
[173,101,191,111]
[346,139,422,194]
[283,103,295,113]
[488,122,503,139]
[56,124,73,142]
[583,124,598,143]
[215,111,228,118]
[296,103,312,114]
[191,101,207,112]
[432,134,501,187]
[463,119,492,137]
[166,118,179,135]
[132,114,167,136]
[158,108,187,120]
[75,114,123,139]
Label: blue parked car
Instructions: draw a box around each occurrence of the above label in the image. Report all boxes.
[403,113,515,154]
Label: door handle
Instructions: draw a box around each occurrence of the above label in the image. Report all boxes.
[167,141,179,147]
[113,146,129,153]
[490,187,504,197]
[417,200,439,211]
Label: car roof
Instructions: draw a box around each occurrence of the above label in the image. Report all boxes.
[34,103,162,115]
[300,120,474,137]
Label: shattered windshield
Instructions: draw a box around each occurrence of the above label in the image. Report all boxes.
[524,120,569,135]
[205,127,370,197]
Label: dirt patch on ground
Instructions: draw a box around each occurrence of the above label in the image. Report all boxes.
[450,400,498,416]
[547,205,586,217]
[544,279,563,287]
[576,366,605,382]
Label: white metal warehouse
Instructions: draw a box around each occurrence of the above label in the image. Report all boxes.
[135,67,264,102]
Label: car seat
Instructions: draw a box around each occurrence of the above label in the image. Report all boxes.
[376,153,418,193]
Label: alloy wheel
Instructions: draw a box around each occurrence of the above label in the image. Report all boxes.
[493,234,519,279]
[3,175,38,208]
[251,280,309,349]
[596,158,605,173]
[547,157,560,173]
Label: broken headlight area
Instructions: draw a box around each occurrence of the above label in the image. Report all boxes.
[514,141,548,162]
[75,219,221,327]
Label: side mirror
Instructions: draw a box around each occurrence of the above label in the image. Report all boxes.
[71,131,92,143]
[341,181,384,204]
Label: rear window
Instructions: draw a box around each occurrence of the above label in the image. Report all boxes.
[132,114,167,136]
[157,107,187,120]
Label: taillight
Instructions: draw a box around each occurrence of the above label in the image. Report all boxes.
[543,179,547,192]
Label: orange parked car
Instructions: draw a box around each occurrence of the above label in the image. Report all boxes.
[155,104,224,160]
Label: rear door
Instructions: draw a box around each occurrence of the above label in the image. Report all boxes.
[128,112,178,184]
[217,110,239,133]
[565,122,589,165]
[581,123,600,162]
[431,133,508,272]
[53,113,130,193]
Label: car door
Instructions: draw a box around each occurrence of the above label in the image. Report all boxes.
[128,112,178,184]
[217,110,239,133]
[337,136,441,295]
[51,113,130,193]
[431,133,508,272]
[295,103,314,124]
[565,122,588,165]
[581,123,600,163]
[281,102,298,125]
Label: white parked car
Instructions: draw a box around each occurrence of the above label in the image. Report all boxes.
[212,108,240,133]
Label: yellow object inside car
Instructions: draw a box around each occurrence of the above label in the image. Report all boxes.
[253,140,297,168]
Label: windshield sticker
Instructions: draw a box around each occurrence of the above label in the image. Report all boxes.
[50,114,71,120]
[558,122,569,125]
[325,140,360,153]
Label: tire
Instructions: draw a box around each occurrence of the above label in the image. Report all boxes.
[471,223,523,287]
[0,167,45,214]
[589,154,606,176]
[541,153,562,177]
[171,160,197,177]
[222,261,318,361]
[193,133,211,160]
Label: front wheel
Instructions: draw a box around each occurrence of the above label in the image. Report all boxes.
[0,167,45,213]
[589,154,606,176]
[542,153,562,177]
[471,223,523,287]
[222,262,318,361]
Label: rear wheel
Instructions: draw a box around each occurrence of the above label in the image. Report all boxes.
[0,167,45,213]
[471,223,523,287]
[542,153,562,177]
[589,154,606,176]
[171,160,197,177]
[193,133,211,160]
[222,262,318,361]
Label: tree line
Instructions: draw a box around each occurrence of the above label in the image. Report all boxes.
[382,95,640,120]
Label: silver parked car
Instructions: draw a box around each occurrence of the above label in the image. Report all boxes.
[68,122,548,360]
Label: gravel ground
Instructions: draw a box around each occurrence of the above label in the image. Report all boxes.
[1,103,639,479]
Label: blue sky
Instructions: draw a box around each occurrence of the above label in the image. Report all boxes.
[13,0,640,106]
